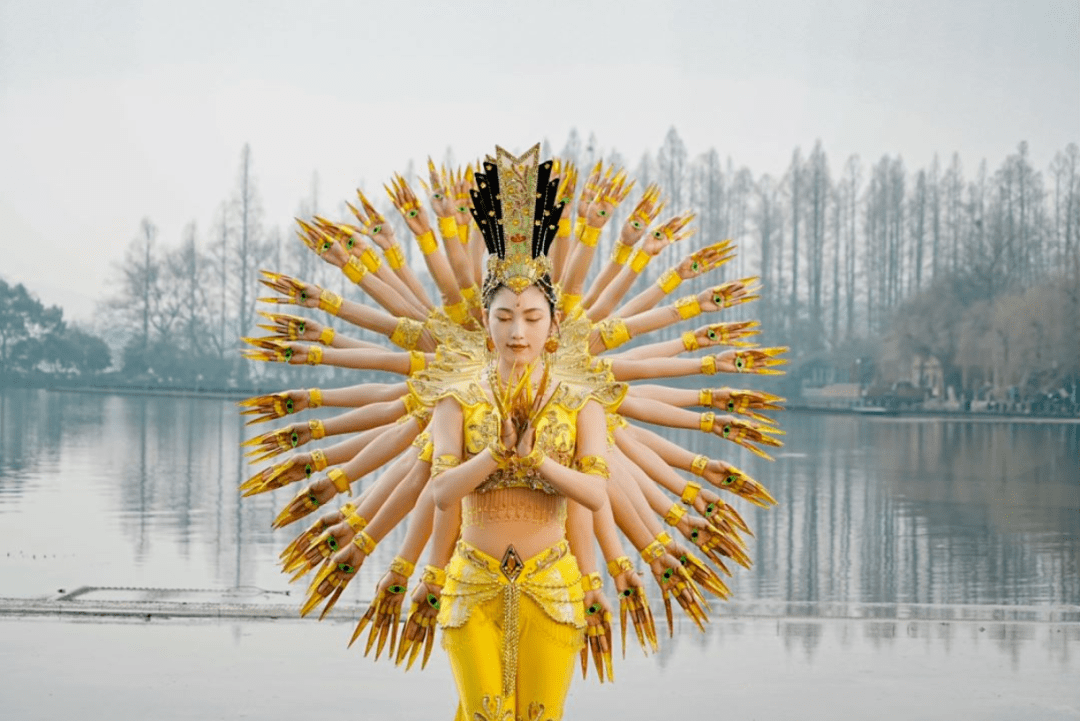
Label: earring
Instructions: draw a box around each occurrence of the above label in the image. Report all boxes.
[486,337,495,352]
[544,336,559,353]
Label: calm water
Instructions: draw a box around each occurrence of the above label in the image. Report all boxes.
[1,388,1078,609]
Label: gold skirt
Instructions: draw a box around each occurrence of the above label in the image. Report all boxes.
[438,539,586,721]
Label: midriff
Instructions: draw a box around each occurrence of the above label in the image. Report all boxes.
[459,486,568,561]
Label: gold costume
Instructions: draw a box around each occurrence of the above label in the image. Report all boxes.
[239,143,788,720]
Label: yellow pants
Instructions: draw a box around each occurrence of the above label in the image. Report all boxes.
[438,540,586,721]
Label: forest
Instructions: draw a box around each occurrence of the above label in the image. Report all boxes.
[6,130,1078,407]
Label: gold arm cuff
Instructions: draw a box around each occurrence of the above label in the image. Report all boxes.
[342,255,367,283]
[610,241,633,265]
[390,317,423,350]
[360,247,382,272]
[581,571,604,593]
[699,411,716,433]
[460,284,476,302]
[574,217,586,240]
[444,299,469,325]
[318,289,343,315]
[657,269,682,294]
[557,217,572,238]
[305,346,323,366]
[456,222,470,245]
[308,419,326,439]
[437,215,458,240]
[699,388,713,406]
[675,295,701,320]
[641,539,666,564]
[352,530,377,555]
[431,454,461,478]
[606,556,634,577]
[408,351,426,376]
[416,230,438,255]
[690,455,709,477]
[343,512,368,533]
[307,388,323,409]
[682,331,699,351]
[664,503,687,526]
[310,448,328,472]
[657,531,674,546]
[327,467,350,494]
[390,556,415,578]
[418,440,434,463]
[580,224,602,248]
[318,326,335,345]
[385,244,406,270]
[681,481,702,506]
[701,356,717,375]
[575,455,611,479]
[629,249,651,273]
[559,293,582,316]
[597,319,632,350]
[421,565,446,587]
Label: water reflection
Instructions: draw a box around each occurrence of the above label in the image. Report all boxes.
[1,389,1077,612]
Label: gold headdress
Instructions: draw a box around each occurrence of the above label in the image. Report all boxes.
[470,144,565,297]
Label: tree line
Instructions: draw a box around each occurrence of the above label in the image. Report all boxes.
[37,131,1080,398]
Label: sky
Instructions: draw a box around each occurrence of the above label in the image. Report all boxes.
[1,0,1077,322]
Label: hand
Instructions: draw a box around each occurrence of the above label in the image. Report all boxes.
[278,508,345,569]
[254,312,327,344]
[299,539,368,619]
[692,321,761,349]
[696,277,762,312]
[674,515,742,581]
[667,540,732,600]
[398,581,442,670]
[675,240,735,279]
[642,213,695,256]
[271,476,338,529]
[386,173,432,237]
[650,553,708,636]
[257,271,322,309]
[423,158,455,219]
[239,451,317,496]
[515,424,535,459]
[237,388,310,425]
[581,589,615,683]
[611,567,657,656]
[710,414,785,460]
[712,347,789,377]
[348,190,398,251]
[295,218,350,268]
[709,388,785,424]
[241,421,315,463]
[284,519,358,582]
[350,568,411,661]
[450,165,475,229]
[618,184,663,246]
[700,459,778,508]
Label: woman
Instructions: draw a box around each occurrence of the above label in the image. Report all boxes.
[240,144,787,721]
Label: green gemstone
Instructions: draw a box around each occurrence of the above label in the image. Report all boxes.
[724,476,735,485]
[283,348,293,362]
[662,568,674,580]
[304,463,313,477]
[373,225,382,234]
[706,503,716,516]
[308,493,320,507]
[298,322,306,333]
[723,426,731,437]
[290,432,299,447]
[707,329,717,340]
[285,399,294,413]
[389,585,406,594]
[346,238,354,249]
[300,291,307,301]
[587,603,601,615]
[690,530,700,540]
[426,593,440,609]
[679,555,689,565]
[338,563,355,574]
[691,262,699,271]
[621,589,633,598]
[327,537,338,552]
[727,401,735,411]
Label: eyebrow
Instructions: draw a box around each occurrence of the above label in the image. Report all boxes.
[492,306,546,314]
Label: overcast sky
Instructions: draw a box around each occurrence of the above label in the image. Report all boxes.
[1,0,1077,322]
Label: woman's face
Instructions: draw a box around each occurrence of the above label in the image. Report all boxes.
[485,285,553,366]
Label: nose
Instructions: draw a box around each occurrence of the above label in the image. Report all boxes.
[510,317,526,339]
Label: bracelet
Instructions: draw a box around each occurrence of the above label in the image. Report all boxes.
[384,244,406,270]
[580,224,602,248]
[657,269,682,294]
[460,284,477,303]
[343,510,368,533]
[606,556,634,577]
[597,318,631,350]
[390,555,416,578]
[675,295,701,320]
[559,293,582,316]
[437,215,458,240]
[664,503,687,526]
[306,419,325,440]
[390,317,423,350]
[557,217,572,238]
[699,411,716,433]
[318,289,343,315]
[415,230,438,255]
[640,539,666,564]
[318,326,335,345]
[310,448,328,472]
[700,356,717,375]
[307,388,323,408]
[359,247,382,272]
[417,439,434,463]
[698,388,713,406]
[327,467,350,494]
[681,481,702,505]
[575,455,610,479]
[444,299,469,325]
[573,216,586,240]
[682,331,699,351]
[408,350,426,375]
[305,346,323,365]
[352,530,377,555]
[581,571,604,593]
[629,249,650,273]
[657,531,674,546]
[342,255,367,283]
[690,455,709,477]
[610,241,633,265]
[456,221,471,245]
[421,564,446,587]
[431,454,460,478]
